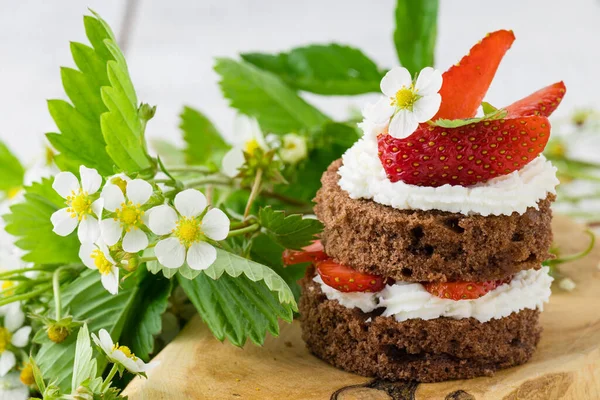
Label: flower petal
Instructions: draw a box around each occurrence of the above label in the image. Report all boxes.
[101,183,125,212]
[174,189,207,218]
[363,97,395,123]
[100,218,123,246]
[380,67,412,97]
[101,266,119,295]
[221,148,245,178]
[0,351,16,377]
[80,166,102,194]
[415,67,443,96]
[202,208,230,241]
[51,208,78,237]
[413,94,442,122]
[388,110,419,139]
[98,329,114,353]
[10,326,31,348]
[91,198,104,218]
[4,303,24,332]
[127,179,153,205]
[122,229,148,253]
[233,114,262,144]
[113,351,143,373]
[148,205,178,235]
[187,241,217,271]
[78,216,100,244]
[52,172,79,199]
[155,238,186,269]
[79,243,97,270]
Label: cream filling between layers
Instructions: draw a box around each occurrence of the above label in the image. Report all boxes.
[313,266,553,323]
[337,126,559,216]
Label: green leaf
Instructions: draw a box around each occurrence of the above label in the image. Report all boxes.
[241,44,384,95]
[481,101,498,115]
[3,178,80,264]
[432,108,508,128]
[258,206,322,250]
[121,273,173,360]
[215,58,330,134]
[71,324,97,393]
[179,106,230,168]
[394,0,439,75]
[178,271,294,347]
[35,269,141,392]
[0,141,24,193]
[150,139,185,166]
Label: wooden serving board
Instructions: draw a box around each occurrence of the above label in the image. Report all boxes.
[124,216,600,400]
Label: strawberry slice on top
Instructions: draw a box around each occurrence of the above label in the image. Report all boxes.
[505,81,566,118]
[378,115,551,187]
[424,278,510,301]
[433,30,515,121]
[317,258,387,293]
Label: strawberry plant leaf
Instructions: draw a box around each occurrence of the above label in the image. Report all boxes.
[179,106,230,168]
[432,108,507,128]
[215,58,330,134]
[0,141,24,194]
[241,44,384,95]
[258,206,323,250]
[394,0,439,76]
[71,324,99,393]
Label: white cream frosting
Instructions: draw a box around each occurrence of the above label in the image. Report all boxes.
[313,266,553,323]
[337,121,559,216]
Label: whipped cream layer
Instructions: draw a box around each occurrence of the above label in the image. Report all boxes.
[313,266,553,323]
[338,125,559,216]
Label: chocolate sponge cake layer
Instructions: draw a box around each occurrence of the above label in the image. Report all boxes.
[314,159,554,282]
[300,275,541,382]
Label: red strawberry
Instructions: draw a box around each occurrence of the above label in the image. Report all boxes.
[434,30,515,121]
[424,278,511,300]
[317,259,386,293]
[505,81,566,118]
[378,115,551,187]
[282,240,328,266]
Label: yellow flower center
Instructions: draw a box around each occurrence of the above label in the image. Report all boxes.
[20,363,35,386]
[244,139,261,156]
[66,189,92,221]
[116,201,144,230]
[174,217,202,248]
[1,281,15,296]
[393,87,419,110]
[92,249,113,275]
[7,187,22,199]
[0,327,12,353]
[113,344,138,361]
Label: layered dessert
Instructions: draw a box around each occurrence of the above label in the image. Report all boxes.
[287,30,565,382]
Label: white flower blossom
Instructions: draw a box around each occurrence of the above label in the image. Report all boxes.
[91,329,155,374]
[50,166,103,243]
[0,303,31,377]
[222,115,268,178]
[148,189,229,271]
[374,66,443,139]
[280,134,308,164]
[79,241,119,295]
[0,371,29,400]
[100,178,153,253]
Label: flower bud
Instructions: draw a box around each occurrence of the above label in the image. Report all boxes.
[280,134,308,164]
[48,324,70,343]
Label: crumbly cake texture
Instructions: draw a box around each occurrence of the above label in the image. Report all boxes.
[300,273,541,382]
[314,159,554,283]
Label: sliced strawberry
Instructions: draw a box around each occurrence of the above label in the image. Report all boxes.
[505,81,566,118]
[434,30,515,121]
[317,259,386,293]
[282,240,328,266]
[378,115,551,187]
[424,278,510,300]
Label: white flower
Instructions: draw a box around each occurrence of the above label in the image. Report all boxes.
[0,303,31,377]
[0,372,29,400]
[376,66,443,139]
[279,134,308,164]
[100,178,153,253]
[148,189,229,270]
[79,241,119,295]
[558,277,576,292]
[222,115,268,178]
[50,166,103,243]
[91,329,155,374]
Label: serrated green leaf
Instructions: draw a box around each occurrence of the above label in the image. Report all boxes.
[394,0,439,75]
[215,58,329,134]
[258,206,322,250]
[178,271,294,347]
[482,101,498,115]
[121,272,172,360]
[3,178,80,264]
[433,108,508,128]
[150,139,185,166]
[179,106,230,168]
[35,269,141,392]
[241,44,384,95]
[72,324,97,393]
[0,141,24,193]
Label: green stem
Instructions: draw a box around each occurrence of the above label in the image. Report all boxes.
[138,257,157,263]
[552,230,595,265]
[0,283,53,307]
[101,364,120,393]
[262,190,309,207]
[230,219,255,230]
[0,266,55,279]
[244,169,263,219]
[184,178,231,188]
[227,223,260,238]
[168,166,213,174]
[52,267,65,321]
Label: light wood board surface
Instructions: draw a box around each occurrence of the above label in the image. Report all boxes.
[124,215,600,399]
